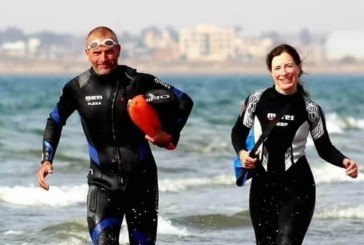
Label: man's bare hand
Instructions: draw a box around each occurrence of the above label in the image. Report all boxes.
[37,161,53,190]
[145,130,172,147]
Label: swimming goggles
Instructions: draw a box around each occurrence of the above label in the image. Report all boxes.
[87,39,118,49]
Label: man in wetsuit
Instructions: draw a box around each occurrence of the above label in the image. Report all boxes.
[231,44,358,244]
[37,26,193,245]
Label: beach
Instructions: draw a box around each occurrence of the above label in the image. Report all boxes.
[1,57,364,76]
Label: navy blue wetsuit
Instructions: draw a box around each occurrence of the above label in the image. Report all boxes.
[231,86,346,245]
[42,65,193,245]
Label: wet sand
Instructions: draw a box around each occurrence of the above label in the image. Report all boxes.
[1,58,364,76]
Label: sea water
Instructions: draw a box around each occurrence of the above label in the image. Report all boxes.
[0,73,363,244]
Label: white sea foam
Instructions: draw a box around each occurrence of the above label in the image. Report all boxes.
[2,216,188,245]
[0,185,87,206]
[1,172,362,207]
[315,204,364,219]
[3,230,24,235]
[0,175,235,206]
[325,113,364,133]
[159,175,234,192]
[325,113,345,134]
[312,164,364,184]
[118,216,189,244]
[0,168,362,207]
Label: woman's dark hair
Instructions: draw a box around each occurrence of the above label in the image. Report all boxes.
[266,43,309,96]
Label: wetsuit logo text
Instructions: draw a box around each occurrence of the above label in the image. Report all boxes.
[85,95,103,106]
[146,95,170,102]
[267,113,294,126]
[154,78,171,89]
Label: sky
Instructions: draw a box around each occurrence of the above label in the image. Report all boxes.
[1,0,364,36]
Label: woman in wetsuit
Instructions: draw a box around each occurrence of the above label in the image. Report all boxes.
[231,43,358,245]
[37,26,193,245]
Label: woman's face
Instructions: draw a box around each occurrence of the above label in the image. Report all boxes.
[270,52,301,95]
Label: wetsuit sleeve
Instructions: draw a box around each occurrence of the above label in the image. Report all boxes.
[143,74,194,146]
[169,88,194,146]
[309,105,346,167]
[231,96,252,154]
[42,82,77,163]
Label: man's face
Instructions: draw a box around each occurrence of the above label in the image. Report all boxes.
[85,34,121,75]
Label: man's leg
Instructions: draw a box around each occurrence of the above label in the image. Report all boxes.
[87,185,123,245]
[125,169,159,245]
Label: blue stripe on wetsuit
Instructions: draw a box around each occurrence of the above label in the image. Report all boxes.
[43,141,55,162]
[88,144,101,165]
[131,230,149,244]
[171,87,183,97]
[138,141,149,160]
[50,106,63,125]
[91,218,120,245]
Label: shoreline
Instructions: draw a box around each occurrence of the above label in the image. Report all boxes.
[1,59,364,76]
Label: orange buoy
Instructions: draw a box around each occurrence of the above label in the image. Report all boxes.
[127,94,161,137]
[127,91,176,150]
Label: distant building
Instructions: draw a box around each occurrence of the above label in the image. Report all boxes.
[27,38,41,57]
[1,40,26,57]
[141,29,180,61]
[325,31,364,61]
[1,38,41,58]
[143,29,175,49]
[234,37,273,60]
[179,24,235,62]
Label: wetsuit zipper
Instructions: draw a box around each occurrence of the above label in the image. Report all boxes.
[110,80,125,188]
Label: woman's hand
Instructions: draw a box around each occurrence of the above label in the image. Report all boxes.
[343,158,359,178]
[239,150,258,169]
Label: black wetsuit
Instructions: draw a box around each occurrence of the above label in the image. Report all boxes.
[42,65,193,245]
[231,86,346,245]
